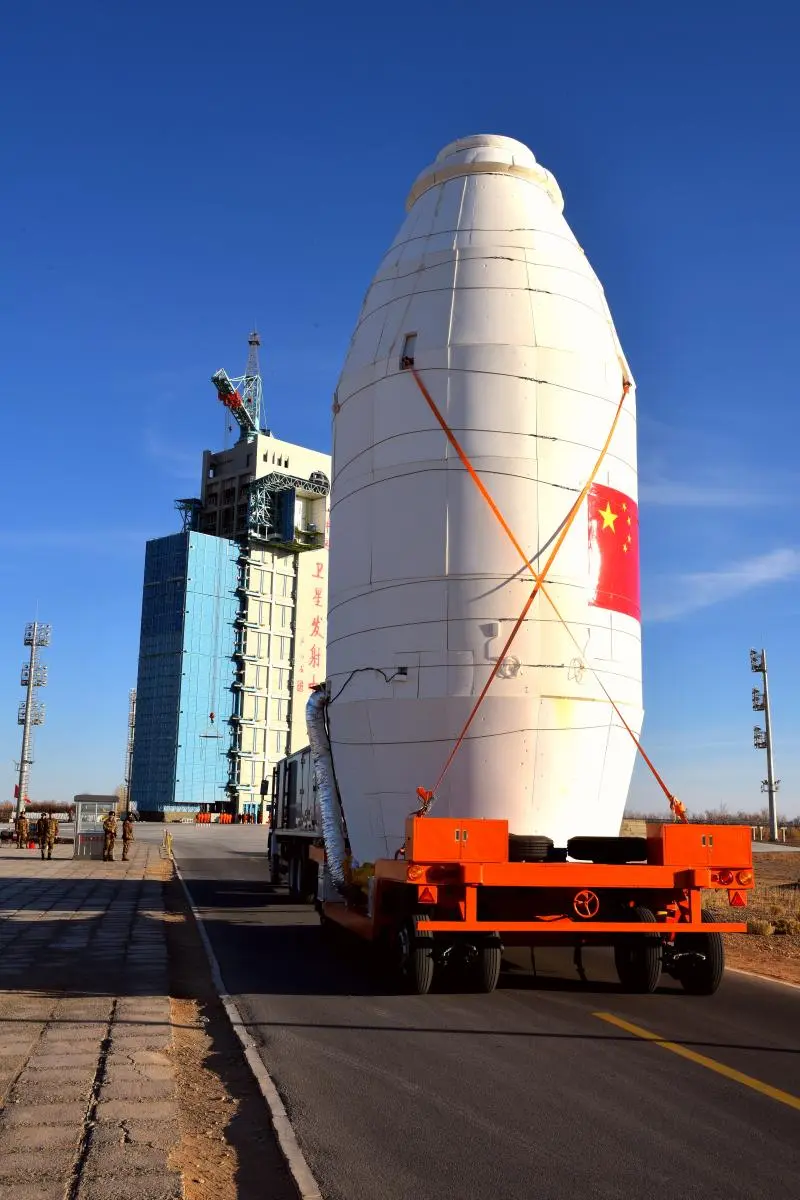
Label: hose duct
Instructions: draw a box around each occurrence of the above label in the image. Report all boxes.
[306,685,348,894]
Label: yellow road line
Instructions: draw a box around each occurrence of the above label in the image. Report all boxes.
[594,1011,800,1112]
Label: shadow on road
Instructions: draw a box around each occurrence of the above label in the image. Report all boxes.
[178,870,800,1033]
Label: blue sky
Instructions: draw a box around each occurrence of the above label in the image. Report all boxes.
[2,1,799,816]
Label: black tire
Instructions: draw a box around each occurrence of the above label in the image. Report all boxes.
[509,834,554,863]
[614,906,662,993]
[287,856,301,900]
[297,860,318,905]
[396,916,435,995]
[287,856,315,903]
[464,937,502,993]
[676,911,725,996]
[318,908,334,942]
[568,836,648,865]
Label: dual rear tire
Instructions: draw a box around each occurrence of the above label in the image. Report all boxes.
[672,911,725,996]
[287,855,316,904]
[614,906,725,995]
[395,916,435,995]
[614,906,662,993]
[393,920,502,996]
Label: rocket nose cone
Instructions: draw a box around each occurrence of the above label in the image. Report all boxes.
[406,133,563,212]
[434,134,538,169]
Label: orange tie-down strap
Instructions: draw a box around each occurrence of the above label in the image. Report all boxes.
[409,366,686,824]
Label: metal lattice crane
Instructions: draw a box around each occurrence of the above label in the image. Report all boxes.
[210,330,263,438]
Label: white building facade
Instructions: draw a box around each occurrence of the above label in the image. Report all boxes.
[196,432,330,818]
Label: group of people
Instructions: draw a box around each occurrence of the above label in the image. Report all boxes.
[12,810,135,862]
[102,810,135,862]
[14,813,60,859]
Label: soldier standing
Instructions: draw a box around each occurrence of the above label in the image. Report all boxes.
[121,812,135,861]
[44,814,59,860]
[15,812,29,849]
[102,811,118,862]
[37,814,48,859]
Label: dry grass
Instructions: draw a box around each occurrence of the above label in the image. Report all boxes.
[746,919,775,936]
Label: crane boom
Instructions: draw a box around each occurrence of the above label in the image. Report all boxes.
[210,330,263,438]
[211,368,257,434]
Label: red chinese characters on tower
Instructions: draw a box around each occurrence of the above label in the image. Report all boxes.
[587,484,640,621]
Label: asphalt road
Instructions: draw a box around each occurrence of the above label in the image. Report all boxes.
[161,826,800,1200]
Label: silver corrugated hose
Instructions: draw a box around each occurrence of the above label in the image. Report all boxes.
[306,686,347,894]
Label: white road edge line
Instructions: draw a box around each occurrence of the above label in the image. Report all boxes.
[727,966,800,991]
[174,863,324,1200]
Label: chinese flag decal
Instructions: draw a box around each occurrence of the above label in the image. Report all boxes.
[588,484,640,621]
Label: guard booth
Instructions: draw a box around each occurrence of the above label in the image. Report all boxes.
[73,795,116,859]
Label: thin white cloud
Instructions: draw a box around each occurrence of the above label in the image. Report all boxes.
[637,415,798,509]
[639,480,782,508]
[648,547,800,621]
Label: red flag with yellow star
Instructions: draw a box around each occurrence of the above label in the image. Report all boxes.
[588,484,640,621]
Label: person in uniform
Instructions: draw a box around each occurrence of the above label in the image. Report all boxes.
[44,814,59,860]
[102,811,118,862]
[37,814,48,859]
[121,812,135,861]
[15,813,29,849]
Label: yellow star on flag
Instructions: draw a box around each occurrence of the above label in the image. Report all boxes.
[598,502,618,532]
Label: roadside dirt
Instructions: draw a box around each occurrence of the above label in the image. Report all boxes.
[162,869,296,1200]
[714,853,800,986]
[723,932,800,985]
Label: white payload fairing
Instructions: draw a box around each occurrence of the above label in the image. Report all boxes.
[325,134,643,863]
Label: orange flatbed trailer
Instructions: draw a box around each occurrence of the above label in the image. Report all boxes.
[313,817,753,996]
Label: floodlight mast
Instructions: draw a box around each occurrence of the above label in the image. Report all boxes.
[750,648,778,840]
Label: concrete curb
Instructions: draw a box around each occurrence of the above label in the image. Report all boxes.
[173,864,323,1200]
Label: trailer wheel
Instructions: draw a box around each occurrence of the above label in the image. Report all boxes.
[396,916,435,996]
[464,937,502,993]
[509,834,553,863]
[614,906,661,994]
[675,911,725,996]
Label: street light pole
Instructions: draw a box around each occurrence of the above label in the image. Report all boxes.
[15,622,51,820]
[751,647,779,841]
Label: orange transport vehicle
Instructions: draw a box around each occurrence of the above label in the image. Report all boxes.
[310,817,753,997]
